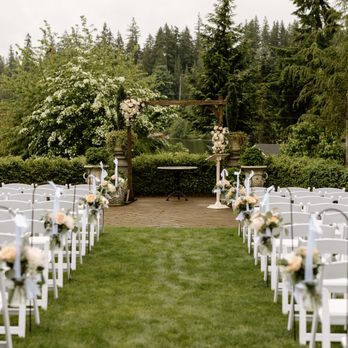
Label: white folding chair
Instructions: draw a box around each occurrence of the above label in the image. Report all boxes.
[0,233,39,338]
[294,196,335,211]
[0,270,12,348]
[296,240,348,345]
[309,261,348,348]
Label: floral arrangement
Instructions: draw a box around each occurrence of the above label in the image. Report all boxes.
[80,192,109,222]
[98,179,117,199]
[277,246,321,310]
[213,178,232,194]
[43,211,77,248]
[0,243,46,307]
[120,98,143,126]
[250,209,282,254]
[111,175,128,192]
[225,185,246,203]
[234,194,259,221]
[211,126,229,154]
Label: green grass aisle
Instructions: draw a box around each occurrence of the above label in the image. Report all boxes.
[13,227,301,348]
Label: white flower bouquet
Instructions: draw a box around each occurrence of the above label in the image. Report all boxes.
[211,126,229,154]
[0,243,46,307]
[234,194,259,222]
[277,246,321,310]
[80,192,109,222]
[250,209,282,254]
[43,211,77,248]
[120,98,143,126]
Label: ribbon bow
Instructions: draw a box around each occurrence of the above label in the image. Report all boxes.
[244,170,254,196]
[261,185,274,212]
[234,169,241,199]
[220,169,228,190]
[49,181,63,235]
[305,214,322,282]
[113,158,119,187]
[88,175,98,195]
[13,212,28,280]
[100,161,108,181]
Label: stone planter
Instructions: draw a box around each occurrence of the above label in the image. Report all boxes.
[84,165,108,183]
[241,165,268,187]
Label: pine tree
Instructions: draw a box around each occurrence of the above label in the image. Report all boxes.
[126,18,141,63]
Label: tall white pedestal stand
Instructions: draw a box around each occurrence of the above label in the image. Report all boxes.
[207,153,229,209]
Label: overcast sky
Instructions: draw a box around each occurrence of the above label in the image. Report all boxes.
[0,0,297,58]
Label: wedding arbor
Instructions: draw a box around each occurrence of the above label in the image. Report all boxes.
[124,97,227,201]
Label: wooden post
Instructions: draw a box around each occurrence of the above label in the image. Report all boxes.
[214,96,225,126]
[346,91,348,166]
[127,125,134,201]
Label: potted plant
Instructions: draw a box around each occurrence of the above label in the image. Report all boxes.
[106,130,128,156]
[240,146,268,187]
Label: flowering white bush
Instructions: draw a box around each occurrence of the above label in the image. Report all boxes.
[211,126,229,154]
[21,56,125,157]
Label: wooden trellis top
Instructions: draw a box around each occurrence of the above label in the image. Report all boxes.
[145,97,227,126]
[146,99,227,107]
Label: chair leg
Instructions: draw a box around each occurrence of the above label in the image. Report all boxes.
[33,298,40,326]
[309,310,318,348]
[287,293,294,331]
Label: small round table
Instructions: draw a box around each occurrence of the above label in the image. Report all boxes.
[157,166,198,201]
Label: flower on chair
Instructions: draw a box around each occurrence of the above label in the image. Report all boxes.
[43,211,77,248]
[0,243,46,307]
[250,209,282,254]
[213,179,232,194]
[277,246,321,310]
[98,179,116,199]
[234,194,259,222]
[80,192,109,223]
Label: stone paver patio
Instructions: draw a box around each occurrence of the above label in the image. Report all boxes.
[104,196,238,228]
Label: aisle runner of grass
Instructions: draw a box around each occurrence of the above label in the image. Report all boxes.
[14,227,301,348]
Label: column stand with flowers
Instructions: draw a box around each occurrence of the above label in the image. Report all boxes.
[207,125,230,209]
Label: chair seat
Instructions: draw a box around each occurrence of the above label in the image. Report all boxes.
[319,299,348,322]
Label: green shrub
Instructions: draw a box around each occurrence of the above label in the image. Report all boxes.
[240,146,266,166]
[266,155,348,189]
[133,152,216,195]
[85,147,110,165]
[0,156,86,185]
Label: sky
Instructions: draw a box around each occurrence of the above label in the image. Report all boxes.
[0,0,297,58]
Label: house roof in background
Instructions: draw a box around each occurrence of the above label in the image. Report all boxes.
[255,144,280,156]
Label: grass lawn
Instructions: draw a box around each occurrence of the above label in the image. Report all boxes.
[13,227,301,348]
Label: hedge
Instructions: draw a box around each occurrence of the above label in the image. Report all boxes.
[0,156,86,185]
[265,155,348,189]
[133,152,217,196]
[1,153,347,194]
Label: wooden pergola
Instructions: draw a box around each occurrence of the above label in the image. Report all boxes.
[126,97,227,201]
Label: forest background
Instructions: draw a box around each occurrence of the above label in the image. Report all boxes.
[0,0,347,162]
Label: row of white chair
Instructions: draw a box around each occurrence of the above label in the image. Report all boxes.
[240,187,348,348]
[0,187,105,343]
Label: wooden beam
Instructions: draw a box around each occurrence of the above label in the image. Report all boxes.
[146,99,227,107]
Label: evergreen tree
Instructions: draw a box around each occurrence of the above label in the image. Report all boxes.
[126,17,141,63]
[280,0,341,130]
[178,27,195,72]
[197,0,243,131]
[115,31,124,51]
[141,34,156,74]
